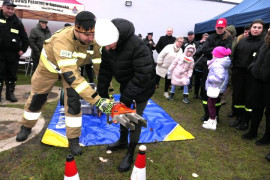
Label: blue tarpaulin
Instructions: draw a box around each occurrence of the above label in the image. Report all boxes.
[195,0,270,34]
[41,95,194,147]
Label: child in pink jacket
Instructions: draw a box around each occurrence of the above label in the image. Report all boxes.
[167,45,196,103]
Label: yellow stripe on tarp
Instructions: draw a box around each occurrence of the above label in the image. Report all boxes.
[164,124,195,141]
[41,129,69,147]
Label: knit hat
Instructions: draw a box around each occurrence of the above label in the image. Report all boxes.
[215,18,227,28]
[212,46,231,58]
[75,11,96,33]
[95,19,119,46]
[226,25,237,38]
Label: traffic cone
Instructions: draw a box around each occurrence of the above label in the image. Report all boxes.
[130,145,146,180]
[64,154,80,180]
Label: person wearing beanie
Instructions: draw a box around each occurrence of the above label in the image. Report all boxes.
[167,44,196,104]
[95,18,156,172]
[230,19,265,132]
[16,11,114,156]
[202,46,231,130]
[195,18,233,123]
[224,25,237,118]
[227,25,250,120]
[29,18,52,74]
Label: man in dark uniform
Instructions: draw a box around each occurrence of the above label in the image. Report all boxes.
[143,32,156,53]
[0,0,29,102]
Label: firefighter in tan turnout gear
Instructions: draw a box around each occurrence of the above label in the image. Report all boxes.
[16,11,114,156]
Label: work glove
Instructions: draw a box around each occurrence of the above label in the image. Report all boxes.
[96,98,114,114]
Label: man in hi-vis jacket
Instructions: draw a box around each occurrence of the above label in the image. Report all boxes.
[16,11,114,156]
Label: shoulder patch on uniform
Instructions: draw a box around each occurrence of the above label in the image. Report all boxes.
[60,50,72,58]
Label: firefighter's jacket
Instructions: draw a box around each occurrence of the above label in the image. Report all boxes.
[40,26,100,105]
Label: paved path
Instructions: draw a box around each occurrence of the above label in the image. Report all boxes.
[0,85,60,152]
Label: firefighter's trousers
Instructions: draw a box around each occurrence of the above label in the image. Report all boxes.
[20,66,83,139]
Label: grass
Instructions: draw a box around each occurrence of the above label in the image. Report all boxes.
[0,70,270,179]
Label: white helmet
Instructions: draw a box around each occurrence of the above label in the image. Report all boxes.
[95,19,119,46]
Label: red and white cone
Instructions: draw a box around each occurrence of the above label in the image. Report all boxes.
[64,154,80,180]
[130,145,146,180]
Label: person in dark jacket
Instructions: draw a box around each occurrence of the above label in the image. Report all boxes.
[241,27,270,148]
[29,18,52,73]
[0,0,29,102]
[198,18,233,122]
[155,27,176,88]
[182,31,199,51]
[193,33,209,99]
[95,18,156,172]
[143,32,156,53]
[230,19,265,130]
[155,27,176,53]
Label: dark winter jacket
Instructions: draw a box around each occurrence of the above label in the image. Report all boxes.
[232,33,265,70]
[194,31,232,71]
[193,40,206,71]
[251,44,270,83]
[29,23,52,58]
[155,35,176,53]
[97,18,156,106]
[181,37,199,51]
[0,9,29,52]
[143,37,156,52]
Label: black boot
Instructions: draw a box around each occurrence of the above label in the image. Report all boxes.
[242,109,262,140]
[236,112,251,131]
[229,109,243,127]
[0,81,3,102]
[255,134,270,146]
[236,119,249,131]
[167,93,174,100]
[255,120,270,145]
[201,104,209,121]
[182,94,189,104]
[68,137,82,156]
[107,127,128,151]
[118,143,136,172]
[6,81,17,102]
[16,125,32,142]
